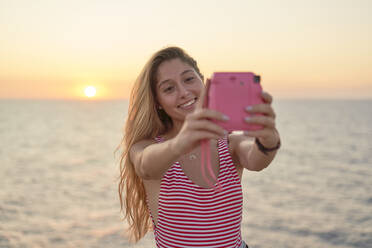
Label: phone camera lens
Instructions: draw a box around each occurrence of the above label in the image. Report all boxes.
[254,75,261,83]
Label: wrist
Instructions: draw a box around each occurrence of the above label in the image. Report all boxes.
[258,129,280,147]
[258,137,279,148]
[255,137,281,155]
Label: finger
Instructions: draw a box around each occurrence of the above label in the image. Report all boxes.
[261,91,273,104]
[191,130,222,141]
[190,108,230,122]
[190,119,227,137]
[244,116,275,129]
[245,104,276,118]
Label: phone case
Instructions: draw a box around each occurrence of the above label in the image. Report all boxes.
[204,72,264,132]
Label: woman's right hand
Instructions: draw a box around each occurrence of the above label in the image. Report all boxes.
[170,103,229,157]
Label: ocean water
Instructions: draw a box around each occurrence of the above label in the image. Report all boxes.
[0,99,371,248]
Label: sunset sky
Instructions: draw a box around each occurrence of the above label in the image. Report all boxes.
[1,0,371,100]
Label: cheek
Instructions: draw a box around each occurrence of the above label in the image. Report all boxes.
[194,82,204,95]
[157,93,175,110]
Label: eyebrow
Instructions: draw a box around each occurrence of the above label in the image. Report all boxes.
[158,69,194,89]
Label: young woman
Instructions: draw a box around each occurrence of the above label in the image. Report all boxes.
[118,46,280,248]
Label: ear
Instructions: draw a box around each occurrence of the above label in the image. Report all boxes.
[155,99,162,110]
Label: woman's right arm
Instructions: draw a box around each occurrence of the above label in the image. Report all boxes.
[130,109,228,180]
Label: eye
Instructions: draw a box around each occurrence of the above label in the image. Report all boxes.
[185,77,194,83]
[163,86,174,93]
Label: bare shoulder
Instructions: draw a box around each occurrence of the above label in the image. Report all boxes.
[227,132,255,174]
[227,132,254,153]
[227,132,241,152]
[226,133,245,171]
[131,138,157,151]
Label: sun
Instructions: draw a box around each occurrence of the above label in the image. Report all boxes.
[84,86,96,98]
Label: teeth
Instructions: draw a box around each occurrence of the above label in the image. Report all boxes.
[179,98,196,108]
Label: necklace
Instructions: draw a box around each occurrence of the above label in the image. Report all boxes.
[189,154,197,160]
[187,146,201,161]
[160,135,200,161]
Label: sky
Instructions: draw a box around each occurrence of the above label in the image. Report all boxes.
[0,0,371,100]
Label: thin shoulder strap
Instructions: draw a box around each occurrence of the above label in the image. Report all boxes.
[201,139,223,192]
[154,136,164,143]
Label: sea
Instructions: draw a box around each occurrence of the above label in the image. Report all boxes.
[0,99,371,248]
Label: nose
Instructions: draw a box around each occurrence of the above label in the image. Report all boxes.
[178,84,190,98]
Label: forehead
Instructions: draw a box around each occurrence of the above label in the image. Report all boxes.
[156,58,194,83]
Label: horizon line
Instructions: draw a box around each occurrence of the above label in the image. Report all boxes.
[1,96,371,101]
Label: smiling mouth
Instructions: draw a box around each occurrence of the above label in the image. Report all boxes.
[178,98,197,108]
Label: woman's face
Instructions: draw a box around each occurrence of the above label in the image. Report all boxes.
[155,58,204,124]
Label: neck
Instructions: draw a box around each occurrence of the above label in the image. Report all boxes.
[163,119,184,140]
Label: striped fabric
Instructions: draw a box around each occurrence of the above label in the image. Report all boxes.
[149,137,243,248]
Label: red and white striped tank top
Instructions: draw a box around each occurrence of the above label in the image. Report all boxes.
[149,137,243,248]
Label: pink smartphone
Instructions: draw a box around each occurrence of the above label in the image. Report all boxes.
[204,72,264,132]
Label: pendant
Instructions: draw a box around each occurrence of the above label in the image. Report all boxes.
[189,154,197,160]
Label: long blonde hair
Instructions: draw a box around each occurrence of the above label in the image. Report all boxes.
[118,46,204,242]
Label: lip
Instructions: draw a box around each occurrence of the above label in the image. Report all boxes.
[177,97,197,108]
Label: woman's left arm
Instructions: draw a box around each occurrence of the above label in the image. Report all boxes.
[231,92,281,171]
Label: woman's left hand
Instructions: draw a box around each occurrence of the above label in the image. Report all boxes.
[244,91,280,148]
